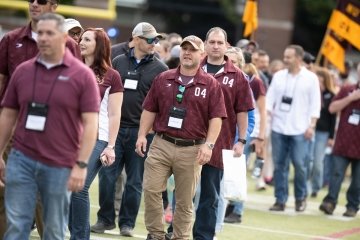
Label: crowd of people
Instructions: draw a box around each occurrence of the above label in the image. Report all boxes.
[0,1,359,240]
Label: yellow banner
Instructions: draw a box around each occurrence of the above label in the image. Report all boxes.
[320,34,345,73]
[328,10,360,50]
[242,0,258,37]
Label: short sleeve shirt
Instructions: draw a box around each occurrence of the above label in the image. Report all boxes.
[1,49,100,168]
[0,23,81,101]
[98,68,124,142]
[143,67,227,140]
[202,57,255,169]
[332,84,360,159]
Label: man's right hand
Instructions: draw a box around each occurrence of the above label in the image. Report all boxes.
[0,158,6,187]
[135,135,147,157]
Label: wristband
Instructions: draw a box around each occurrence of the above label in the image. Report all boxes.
[237,138,247,144]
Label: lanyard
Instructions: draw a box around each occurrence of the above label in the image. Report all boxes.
[283,72,300,97]
[32,64,64,104]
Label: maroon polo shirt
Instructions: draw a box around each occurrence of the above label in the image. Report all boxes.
[250,76,266,101]
[332,84,360,159]
[1,49,100,168]
[143,67,227,140]
[0,22,81,101]
[201,57,255,169]
[98,68,124,98]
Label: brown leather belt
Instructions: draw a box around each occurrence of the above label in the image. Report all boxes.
[157,133,205,147]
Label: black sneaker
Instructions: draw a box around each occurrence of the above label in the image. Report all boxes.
[319,201,335,215]
[90,221,116,233]
[295,199,307,212]
[224,213,242,223]
[269,202,285,211]
[343,208,357,217]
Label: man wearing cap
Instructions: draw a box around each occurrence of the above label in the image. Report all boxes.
[64,18,83,43]
[90,22,168,237]
[193,27,254,240]
[0,0,80,238]
[135,35,227,240]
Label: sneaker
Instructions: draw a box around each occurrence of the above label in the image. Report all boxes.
[256,180,266,191]
[90,221,116,233]
[319,201,335,215]
[269,202,285,211]
[120,226,134,237]
[224,212,242,223]
[343,208,357,217]
[295,199,307,212]
[165,232,173,240]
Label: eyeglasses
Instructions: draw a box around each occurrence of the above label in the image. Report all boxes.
[69,31,82,38]
[176,85,185,103]
[138,36,159,45]
[28,0,51,5]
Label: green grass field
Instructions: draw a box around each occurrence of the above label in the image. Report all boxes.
[30,171,360,240]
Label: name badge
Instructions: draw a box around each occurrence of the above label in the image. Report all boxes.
[280,96,292,112]
[25,102,48,131]
[124,79,138,90]
[168,106,186,129]
[348,109,360,125]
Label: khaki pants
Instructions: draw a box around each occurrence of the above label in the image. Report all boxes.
[143,135,202,240]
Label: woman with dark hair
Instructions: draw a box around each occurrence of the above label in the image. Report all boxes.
[68,28,124,239]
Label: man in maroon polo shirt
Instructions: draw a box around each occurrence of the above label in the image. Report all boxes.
[135,35,227,240]
[0,1,80,237]
[193,27,254,239]
[319,63,360,218]
[0,13,99,239]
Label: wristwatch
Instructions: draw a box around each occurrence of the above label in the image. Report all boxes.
[106,145,114,149]
[238,138,247,144]
[76,160,88,169]
[205,142,215,150]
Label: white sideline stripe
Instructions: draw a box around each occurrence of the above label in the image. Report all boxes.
[224,224,338,240]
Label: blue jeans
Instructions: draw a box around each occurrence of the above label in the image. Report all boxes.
[69,140,107,240]
[271,131,307,204]
[310,131,329,193]
[4,149,71,240]
[97,128,154,228]
[193,164,223,240]
[323,155,360,211]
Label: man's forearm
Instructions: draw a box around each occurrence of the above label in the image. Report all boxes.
[77,112,98,163]
[0,108,18,155]
[138,110,156,138]
[237,112,248,140]
[206,117,222,143]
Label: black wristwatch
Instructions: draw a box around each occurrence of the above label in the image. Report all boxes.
[237,138,247,144]
[76,161,88,169]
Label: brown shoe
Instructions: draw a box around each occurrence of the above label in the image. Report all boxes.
[269,202,285,211]
[343,208,357,217]
[295,199,307,212]
[319,201,335,215]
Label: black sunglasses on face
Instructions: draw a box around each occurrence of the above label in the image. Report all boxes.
[138,36,159,45]
[28,0,51,5]
[176,85,185,103]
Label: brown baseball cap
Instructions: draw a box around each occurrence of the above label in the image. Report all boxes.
[180,35,204,52]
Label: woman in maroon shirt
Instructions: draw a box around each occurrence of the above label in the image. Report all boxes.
[69,28,124,239]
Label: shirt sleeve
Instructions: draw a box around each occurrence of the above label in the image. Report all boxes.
[309,73,321,118]
[0,34,9,75]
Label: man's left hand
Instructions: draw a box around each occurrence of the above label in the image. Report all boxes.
[67,166,87,192]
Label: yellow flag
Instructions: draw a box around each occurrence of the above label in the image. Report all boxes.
[242,0,258,37]
[321,33,345,73]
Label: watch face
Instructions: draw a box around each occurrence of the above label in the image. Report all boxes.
[76,161,88,169]
[207,143,215,150]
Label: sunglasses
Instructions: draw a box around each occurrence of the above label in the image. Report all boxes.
[176,85,186,103]
[28,0,52,5]
[69,30,82,38]
[138,36,159,45]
